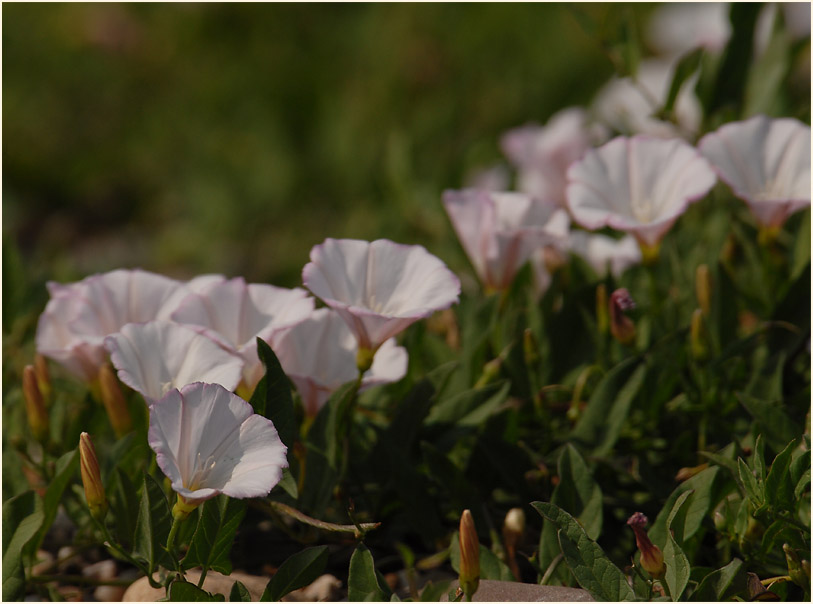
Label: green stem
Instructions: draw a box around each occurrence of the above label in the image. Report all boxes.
[97,521,162,589]
[166,516,183,562]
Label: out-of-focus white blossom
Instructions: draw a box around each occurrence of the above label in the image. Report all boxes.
[698,114,810,229]
[105,321,244,403]
[592,59,703,138]
[567,136,716,256]
[272,308,407,417]
[444,189,569,292]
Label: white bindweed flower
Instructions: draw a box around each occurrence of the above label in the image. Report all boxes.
[566,135,716,260]
[592,59,703,138]
[170,277,314,389]
[302,238,460,359]
[501,108,605,207]
[272,308,408,417]
[105,321,245,403]
[36,269,220,382]
[568,231,643,278]
[148,382,287,504]
[646,2,731,58]
[698,115,811,231]
[443,189,569,292]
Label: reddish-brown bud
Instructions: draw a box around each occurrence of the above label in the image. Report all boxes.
[609,288,636,346]
[627,512,665,579]
[459,509,480,600]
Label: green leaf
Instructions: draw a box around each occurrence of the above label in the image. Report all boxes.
[791,210,811,281]
[738,395,798,453]
[111,468,139,548]
[594,363,647,457]
[230,581,252,602]
[539,444,603,583]
[570,358,639,448]
[276,467,298,499]
[764,440,796,511]
[2,491,44,601]
[261,546,328,602]
[649,466,720,546]
[419,580,452,601]
[425,380,510,427]
[169,579,224,601]
[182,496,246,575]
[738,458,764,506]
[347,544,392,602]
[689,558,747,601]
[704,2,760,116]
[28,449,78,555]
[662,48,703,116]
[751,436,767,484]
[132,473,173,573]
[531,502,634,602]
[252,338,297,450]
[449,532,514,582]
[663,491,692,601]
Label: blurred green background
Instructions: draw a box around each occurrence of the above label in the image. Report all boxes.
[3,3,647,289]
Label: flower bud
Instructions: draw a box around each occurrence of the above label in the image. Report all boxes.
[459,509,480,601]
[98,365,132,439]
[784,544,807,589]
[609,288,636,346]
[690,309,709,361]
[79,433,107,522]
[34,354,52,406]
[596,284,609,336]
[474,357,501,388]
[23,365,49,443]
[675,462,708,482]
[502,507,526,580]
[523,329,540,366]
[695,265,712,317]
[627,512,665,580]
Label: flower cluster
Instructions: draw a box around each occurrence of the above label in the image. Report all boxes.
[450,101,809,293]
[37,239,460,503]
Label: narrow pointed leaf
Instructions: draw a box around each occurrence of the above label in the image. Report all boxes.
[276,467,298,499]
[253,338,296,450]
[3,491,44,601]
[28,449,78,555]
[230,581,252,602]
[132,473,173,572]
[532,502,634,601]
[169,579,224,601]
[663,491,692,601]
[261,545,328,601]
[764,440,796,511]
[348,544,392,602]
[738,458,763,505]
[690,558,747,601]
[182,496,246,574]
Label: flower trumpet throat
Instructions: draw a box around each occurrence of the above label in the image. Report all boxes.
[627,512,665,580]
[79,432,108,522]
[459,509,480,600]
[23,365,49,443]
